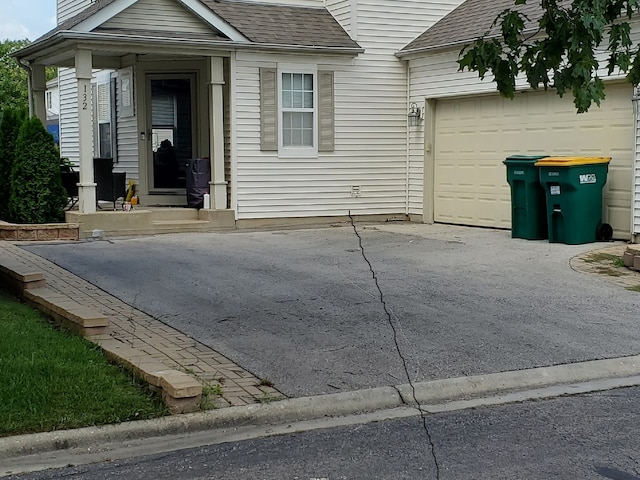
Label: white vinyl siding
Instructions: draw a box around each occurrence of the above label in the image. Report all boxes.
[57,0,93,22]
[325,0,352,35]
[58,68,80,165]
[100,0,218,35]
[56,0,94,165]
[233,0,463,220]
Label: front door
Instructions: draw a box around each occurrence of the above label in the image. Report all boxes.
[147,74,196,192]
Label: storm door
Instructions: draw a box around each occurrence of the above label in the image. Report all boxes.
[147,75,196,191]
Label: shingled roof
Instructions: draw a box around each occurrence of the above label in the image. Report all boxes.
[398,0,546,56]
[34,0,360,51]
[202,0,360,48]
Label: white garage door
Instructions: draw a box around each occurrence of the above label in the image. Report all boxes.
[434,83,634,238]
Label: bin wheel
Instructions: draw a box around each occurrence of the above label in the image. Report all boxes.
[596,223,613,241]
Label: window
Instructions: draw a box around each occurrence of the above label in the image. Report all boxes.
[92,73,116,160]
[281,73,314,148]
[260,67,334,154]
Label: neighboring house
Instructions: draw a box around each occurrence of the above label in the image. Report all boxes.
[45,77,60,144]
[12,0,640,243]
[397,0,640,242]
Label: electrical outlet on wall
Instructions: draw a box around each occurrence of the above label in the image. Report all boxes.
[350,185,361,197]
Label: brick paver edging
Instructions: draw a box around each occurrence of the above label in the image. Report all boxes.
[0,242,284,414]
[0,221,79,241]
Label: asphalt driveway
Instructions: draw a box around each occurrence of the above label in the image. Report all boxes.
[23,223,640,397]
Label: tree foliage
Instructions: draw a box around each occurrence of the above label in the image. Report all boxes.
[0,40,30,113]
[0,108,28,220]
[9,117,67,224]
[1,39,58,115]
[458,0,640,112]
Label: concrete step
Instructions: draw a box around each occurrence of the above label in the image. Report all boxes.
[148,208,200,222]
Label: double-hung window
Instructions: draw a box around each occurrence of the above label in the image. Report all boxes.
[281,72,315,151]
[260,66,334,155]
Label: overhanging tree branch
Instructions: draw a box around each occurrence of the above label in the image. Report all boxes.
[458,0,640,113]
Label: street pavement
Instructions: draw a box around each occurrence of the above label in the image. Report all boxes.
[22,223,640,397]
[7,386,640,479]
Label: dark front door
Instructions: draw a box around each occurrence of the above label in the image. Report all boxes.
[148,75,195,191]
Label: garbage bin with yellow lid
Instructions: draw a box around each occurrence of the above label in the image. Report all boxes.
[535,156,612,245]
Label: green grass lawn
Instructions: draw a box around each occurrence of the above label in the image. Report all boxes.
[0,291,167,437]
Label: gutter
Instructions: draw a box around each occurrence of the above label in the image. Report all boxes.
[12,31,364,61]
[395,28,541,59]
[16,59,34,116]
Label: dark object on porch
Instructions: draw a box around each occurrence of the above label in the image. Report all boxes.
[154,139,179,188]
[185,158,210,209]
[94,157,127,210]
[60,169,79,210]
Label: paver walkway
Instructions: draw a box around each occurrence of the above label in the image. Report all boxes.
[0,241,284,408]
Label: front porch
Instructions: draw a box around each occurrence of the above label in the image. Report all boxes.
[66,206,235,238]
[15,23,233,226]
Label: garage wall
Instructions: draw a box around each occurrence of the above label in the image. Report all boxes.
[406,38,639,239]
[432,86,634,238]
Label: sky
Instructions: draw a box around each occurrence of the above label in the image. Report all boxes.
[1,0,57,41]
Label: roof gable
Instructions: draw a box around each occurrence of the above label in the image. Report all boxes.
[34,0,359,51]
[97,0,227,40]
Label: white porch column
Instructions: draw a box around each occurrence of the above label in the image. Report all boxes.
[75,49,96,213]
[208,56,227,209]
[31,65,47,126]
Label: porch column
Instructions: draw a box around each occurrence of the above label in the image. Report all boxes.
[208,56,227,209]
[75,49,96,213]
[31,65,47,126]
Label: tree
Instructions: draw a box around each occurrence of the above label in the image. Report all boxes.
[0,108,27,220]
[9,117,67,224]
[0,40,30,113]
[458,0,640,113]
[0,39,58,115]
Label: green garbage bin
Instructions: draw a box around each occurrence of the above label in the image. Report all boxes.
[503,155,549,240]
[535,156,612,245]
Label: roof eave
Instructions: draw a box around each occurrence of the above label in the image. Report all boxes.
[13,31,363,63]
[396,27,541,59]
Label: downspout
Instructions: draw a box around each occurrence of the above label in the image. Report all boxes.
[404,59,410,217]
[632,87,640,243]
[18,59,34,117]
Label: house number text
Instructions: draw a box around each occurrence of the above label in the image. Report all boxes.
[82,85,88,110]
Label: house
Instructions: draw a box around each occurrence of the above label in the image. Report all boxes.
[397,0,640,243]
[45,77,60,144]
[12,0,463,236]
[13,0,640,243]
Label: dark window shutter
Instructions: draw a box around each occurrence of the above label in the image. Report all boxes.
[260,67,278,151]
[318,71,335,152]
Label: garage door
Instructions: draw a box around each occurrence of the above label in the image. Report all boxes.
[434,84,634,238]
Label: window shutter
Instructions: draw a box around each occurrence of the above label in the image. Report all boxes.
[318,71,335,152]
[260,67,278,151]
[97,81,111,122]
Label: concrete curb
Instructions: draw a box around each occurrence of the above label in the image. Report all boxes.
[3,355,640,462]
